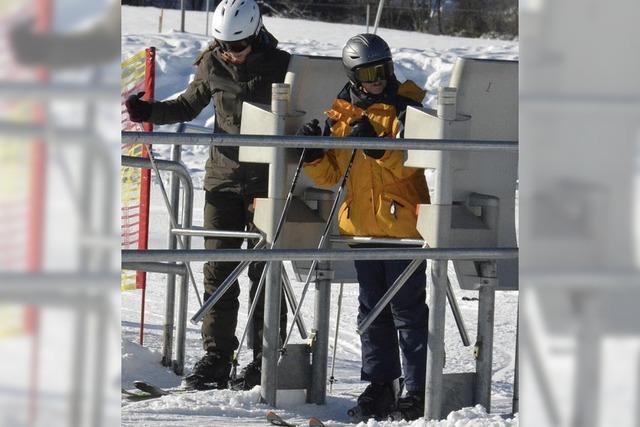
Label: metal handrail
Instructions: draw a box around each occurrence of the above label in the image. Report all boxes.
[171,227,263,240]
[121,131,518,152]
[0,82,119,100]
[122,154,194,375]
[121,262,188,276]
[123,247,518,263]
[330,235,425,245]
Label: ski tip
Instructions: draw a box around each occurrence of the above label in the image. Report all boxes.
[266,411,295,427]
[308,416,325,427]
[133,380,169,396]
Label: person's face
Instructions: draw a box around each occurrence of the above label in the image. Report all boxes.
[361,79,387,95]
[218,38,253,65]
[353,60,393,95]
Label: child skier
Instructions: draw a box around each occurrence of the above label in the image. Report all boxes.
[298,33,431,421]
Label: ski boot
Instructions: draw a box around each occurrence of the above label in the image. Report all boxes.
[393,390,425,421]
[229,359,262,391]
[347,378,403,421]
[184,352,231,390]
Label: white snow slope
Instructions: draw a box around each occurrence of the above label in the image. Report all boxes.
[121,6,519,427]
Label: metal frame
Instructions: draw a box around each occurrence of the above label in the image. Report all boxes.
[121,152,194,374]
[122,131,517,152]
[121,130,519,413]
[123,247,517,263]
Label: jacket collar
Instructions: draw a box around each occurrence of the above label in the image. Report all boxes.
[211,28,280,80]
[341,76,400,110]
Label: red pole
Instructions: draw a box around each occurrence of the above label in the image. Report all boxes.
[28,0,51,424]
[138,47,156,345]
[26,308,40,427]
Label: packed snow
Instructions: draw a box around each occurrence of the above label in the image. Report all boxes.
[121,6,519,426]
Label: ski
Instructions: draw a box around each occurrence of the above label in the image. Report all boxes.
[266,411,326,427]
[308,416,326,427]
[266,411,295,427]
[134,380,170,397]
[122,388,160,402]
[123,380,222,401]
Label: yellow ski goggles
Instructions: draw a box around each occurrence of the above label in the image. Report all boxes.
[354,61,394,83]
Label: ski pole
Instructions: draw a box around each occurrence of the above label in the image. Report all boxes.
[191,146,311,324]
[282,268,308,340]
[329,282,344,394]
[230,267,307,380]
[356,247,427,335]
[446,276,470,346]
[144,144,203,307]
[280,149,357,357]
[227,146,315,380]
[190,238,265,324]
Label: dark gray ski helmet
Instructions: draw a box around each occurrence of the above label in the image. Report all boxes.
[342,33,393,84]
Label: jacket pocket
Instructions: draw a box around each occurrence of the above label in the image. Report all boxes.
[375,192,418,236]
[337,196,357,235]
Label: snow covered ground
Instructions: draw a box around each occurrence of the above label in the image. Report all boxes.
[121,6,519,426]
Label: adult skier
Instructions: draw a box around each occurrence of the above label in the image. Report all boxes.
[298,33,430,421]
[125,0,289,391]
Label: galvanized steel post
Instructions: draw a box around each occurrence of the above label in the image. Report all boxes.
[161,146,181,367]
[180,0,185,32]
[309,261,332,404]
[424,259,448,420]
[174,151,193,375]
[475,283,496,411]
[261,261,283,406]
[261,89,290,406]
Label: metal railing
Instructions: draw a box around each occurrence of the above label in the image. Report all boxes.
[122,131,518,152]
[122,154,194,374]
[123,247,517,263]
[120,130,519,414]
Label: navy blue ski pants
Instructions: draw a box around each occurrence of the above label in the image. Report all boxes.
[355,256,428,392]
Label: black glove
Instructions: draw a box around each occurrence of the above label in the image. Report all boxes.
[297,119,322,136]
[244,75,263,92]
[349,117,385,159]
[296,119,324,162]
[348,116,377,137]
[364,148,386,159]
[9,19,43,65]
[125,91,152,123]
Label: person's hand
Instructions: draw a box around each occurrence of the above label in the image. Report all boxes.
[296,119,324,162]
[125,91,152,123]
[363,148,386,159]
[349,116,385,159]
[9,18,43,65]
[245,75,263,92]
[348,115,377,137]
[299,148,325,163]
[297,119,322,136]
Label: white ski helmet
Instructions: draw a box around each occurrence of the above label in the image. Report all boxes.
[211,0,262,42]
